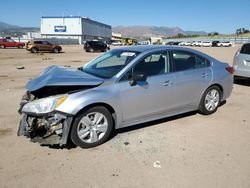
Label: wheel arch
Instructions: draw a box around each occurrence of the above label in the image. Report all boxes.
[198,83,224,108]
[205,83,224,100]
[75,102,117,127]
[31,47,38,52]
[52,47,60,52]
[67,102,117,146]
[210,83,223,94]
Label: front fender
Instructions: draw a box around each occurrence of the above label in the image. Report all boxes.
[55,85,123,128]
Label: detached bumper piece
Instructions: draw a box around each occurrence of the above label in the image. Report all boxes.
[17,113,72,146]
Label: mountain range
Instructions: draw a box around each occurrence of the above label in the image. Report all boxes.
[0,21,207,38]
[0,21,39,36]
[112,26,207,38]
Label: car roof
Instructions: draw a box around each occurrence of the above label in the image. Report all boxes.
[117,45,171,52]
[115,45,218,62]
[116,45,201,53]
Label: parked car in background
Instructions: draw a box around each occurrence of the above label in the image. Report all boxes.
[193,41,202,47]
[190,41,197,46]
[179,42,185,46]
[26,40,62,53]
[18,45,234,148]
[212,41,220,47]
[0,38,25,49]
[201,41,212,47]
[183,41,192,46]
[84,41,110,52]
[165,41,181,45]
[111,41,122,46]
[233,43,250,78]
[217,41,232,47]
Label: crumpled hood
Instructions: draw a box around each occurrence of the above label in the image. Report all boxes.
[26,65,104,92]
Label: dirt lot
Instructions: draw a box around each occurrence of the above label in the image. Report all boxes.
[0,45,250,188]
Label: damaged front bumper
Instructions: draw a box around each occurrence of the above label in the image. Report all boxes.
[17,112,73,146]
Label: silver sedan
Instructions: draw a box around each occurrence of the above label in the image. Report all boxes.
[18,45,234,148]
[233,43,250,78]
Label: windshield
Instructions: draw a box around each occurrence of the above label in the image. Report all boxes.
[82,49,140,79]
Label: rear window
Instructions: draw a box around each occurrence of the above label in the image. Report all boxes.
[172,51,210,72]
[240,44,250,55]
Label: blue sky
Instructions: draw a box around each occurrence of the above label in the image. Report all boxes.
[1,0,249,34]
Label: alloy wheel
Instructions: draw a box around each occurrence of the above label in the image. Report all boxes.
[77,112,108,143]
[204,89,220,111]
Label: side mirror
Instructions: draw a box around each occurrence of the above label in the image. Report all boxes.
[129,72,147,86]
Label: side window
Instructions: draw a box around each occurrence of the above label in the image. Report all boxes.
[42,41,50,45]
[195,55,210,68]
[35,41,42,44]
[134,52,169,77]
[120,52,169,81]
[172,51,210,72]
[240,44,250,55]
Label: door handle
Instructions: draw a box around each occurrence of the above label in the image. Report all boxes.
[201,73,208,78]
[163,80,173,86]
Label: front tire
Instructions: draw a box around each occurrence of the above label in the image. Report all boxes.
[52,48,59,53]
[70,106,113,148]
[199,86,221,115]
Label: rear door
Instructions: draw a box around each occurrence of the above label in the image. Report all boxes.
[170,50,212,109]
[42,41,52,51]
[97,41,105,51]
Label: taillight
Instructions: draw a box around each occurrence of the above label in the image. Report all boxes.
[226,66,235,74]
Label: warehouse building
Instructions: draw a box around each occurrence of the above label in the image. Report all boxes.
[40,16,112,44]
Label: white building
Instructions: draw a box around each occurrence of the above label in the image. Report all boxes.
[41,16,112,44]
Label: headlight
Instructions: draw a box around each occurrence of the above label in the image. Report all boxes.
[22,95,68,114]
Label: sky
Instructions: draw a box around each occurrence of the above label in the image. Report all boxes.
[0,0,250,34]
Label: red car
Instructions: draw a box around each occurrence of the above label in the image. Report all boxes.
[0,38,25,49]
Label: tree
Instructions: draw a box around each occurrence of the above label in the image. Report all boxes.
[236,28,250,34]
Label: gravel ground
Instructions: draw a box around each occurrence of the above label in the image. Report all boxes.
[0,45,249,188]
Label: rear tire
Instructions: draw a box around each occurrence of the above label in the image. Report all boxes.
[70,106,113,148]
[31,48,38,53]
[199,86,221,115]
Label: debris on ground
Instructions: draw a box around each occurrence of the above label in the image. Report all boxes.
[42,57,53,60]
[153,161,161,168]
[111,174,119,177]
[0,75,8,77]
[64,65,71,67]
[16,66,25,70]
[71,60,82,63]
[124,141,129,145]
